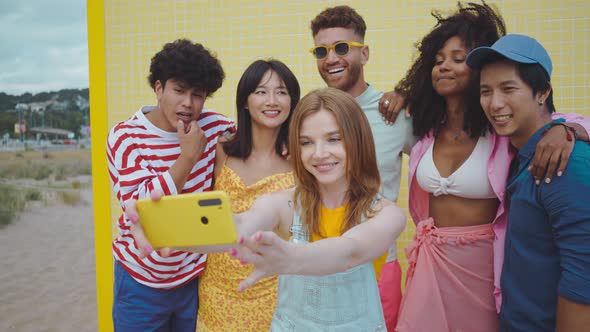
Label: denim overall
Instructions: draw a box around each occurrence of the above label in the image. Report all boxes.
[270,198,386,331]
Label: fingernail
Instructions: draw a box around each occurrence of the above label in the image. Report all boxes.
[527,166,532,172]
[240,260,247,265]
[144,245,153,255]
[535,179,540,185]
[545,178,551,184]
[230,249,237,257]
[238,237,244,244]
[129,215,138,224]
[557,171,563,177]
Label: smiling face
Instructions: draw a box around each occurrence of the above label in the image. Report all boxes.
[479,60,551,149]
[299,108,348,191]
[431,36,472,98]
[313,27,368,97]
[246,70,291,130]
[150,78,206,132]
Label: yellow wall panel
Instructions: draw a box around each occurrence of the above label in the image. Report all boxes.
[90,0,590,330]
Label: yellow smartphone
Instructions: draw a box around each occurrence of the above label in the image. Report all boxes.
[136,191,237,248]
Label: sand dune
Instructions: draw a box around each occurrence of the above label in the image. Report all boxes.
[0,178,97,331]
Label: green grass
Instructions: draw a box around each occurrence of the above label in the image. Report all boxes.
[34,164,53,180]
[0,150,91,226]
[24,189,43,201]
[0,184,27,227]
[0,150,91,180]
[58,191,82,206]
[54,165,67,181]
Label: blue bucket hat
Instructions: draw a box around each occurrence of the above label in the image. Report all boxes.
[466,34,552,78]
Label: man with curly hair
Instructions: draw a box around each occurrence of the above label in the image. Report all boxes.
[309,6,414,330]
[106,39,234,331]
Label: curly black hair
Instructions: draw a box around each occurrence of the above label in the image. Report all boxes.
[395,1,506,138]
[148,39,225,96]
[311,5,366,39]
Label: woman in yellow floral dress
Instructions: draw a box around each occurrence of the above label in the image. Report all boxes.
[196,59,300,331]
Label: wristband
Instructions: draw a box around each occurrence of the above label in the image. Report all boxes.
[541,120,578,141]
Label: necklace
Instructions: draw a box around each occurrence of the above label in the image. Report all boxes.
[445,129,464,141]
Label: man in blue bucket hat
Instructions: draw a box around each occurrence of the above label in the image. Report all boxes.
[467,34,590,331]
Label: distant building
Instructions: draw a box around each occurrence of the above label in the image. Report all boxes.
[75,95,89,110]
[28,100,55,113]
[15,103,29,111]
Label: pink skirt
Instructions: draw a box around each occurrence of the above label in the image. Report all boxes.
[396,218,498,332]
[378,259,402,332]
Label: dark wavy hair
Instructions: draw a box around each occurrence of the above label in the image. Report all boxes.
[223,59,301,160]
[311,5,366,39]
[395,1,506,138]
[148,39,225,96]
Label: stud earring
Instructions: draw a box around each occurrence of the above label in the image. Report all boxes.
[538,100,544,106]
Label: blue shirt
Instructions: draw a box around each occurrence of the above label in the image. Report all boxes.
[500,122,590,331]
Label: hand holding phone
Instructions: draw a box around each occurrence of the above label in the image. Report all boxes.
[136,191,237,248]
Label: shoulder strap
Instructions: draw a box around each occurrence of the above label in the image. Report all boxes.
[289,196,309,243]
[360,193,383,224]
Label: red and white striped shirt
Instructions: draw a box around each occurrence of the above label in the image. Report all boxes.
[107,106,235,289]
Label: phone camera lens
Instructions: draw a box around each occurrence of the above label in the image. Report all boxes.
[201,216,209,225]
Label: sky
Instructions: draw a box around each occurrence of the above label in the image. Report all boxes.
[0,1,88,95]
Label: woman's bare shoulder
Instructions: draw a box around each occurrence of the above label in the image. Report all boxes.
[218,132,235,144]
[260,187,295,204]
[374,198,405,218]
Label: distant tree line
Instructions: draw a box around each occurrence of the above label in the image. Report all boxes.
[0,88,89,139]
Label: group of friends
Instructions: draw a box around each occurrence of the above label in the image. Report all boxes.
[106,2,590,331]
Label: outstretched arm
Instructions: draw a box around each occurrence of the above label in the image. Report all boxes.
[235,202,407,291]
[124,189,291,257]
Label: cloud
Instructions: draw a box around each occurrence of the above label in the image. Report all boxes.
[0,0,88,95]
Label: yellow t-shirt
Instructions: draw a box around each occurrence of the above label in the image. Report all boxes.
[310,205,388,280]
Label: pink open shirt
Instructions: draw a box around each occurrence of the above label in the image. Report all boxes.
[407,113,590,312]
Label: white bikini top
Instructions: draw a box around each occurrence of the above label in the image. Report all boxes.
[416,133,496,199]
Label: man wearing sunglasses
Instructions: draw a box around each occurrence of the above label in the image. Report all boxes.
[310,6,415,331]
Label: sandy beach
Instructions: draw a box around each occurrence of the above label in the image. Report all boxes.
[0,176,97,331]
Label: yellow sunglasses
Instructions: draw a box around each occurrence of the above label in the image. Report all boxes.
[309,41,364,60]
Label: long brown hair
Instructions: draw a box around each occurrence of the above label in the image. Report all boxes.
[288,88,381,236]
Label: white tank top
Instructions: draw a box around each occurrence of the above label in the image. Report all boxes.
[416,133,496,199]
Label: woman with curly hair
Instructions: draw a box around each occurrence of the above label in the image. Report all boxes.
[389,2,590,331]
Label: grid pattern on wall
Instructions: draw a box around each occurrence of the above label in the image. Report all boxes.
[103,0,590,274]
